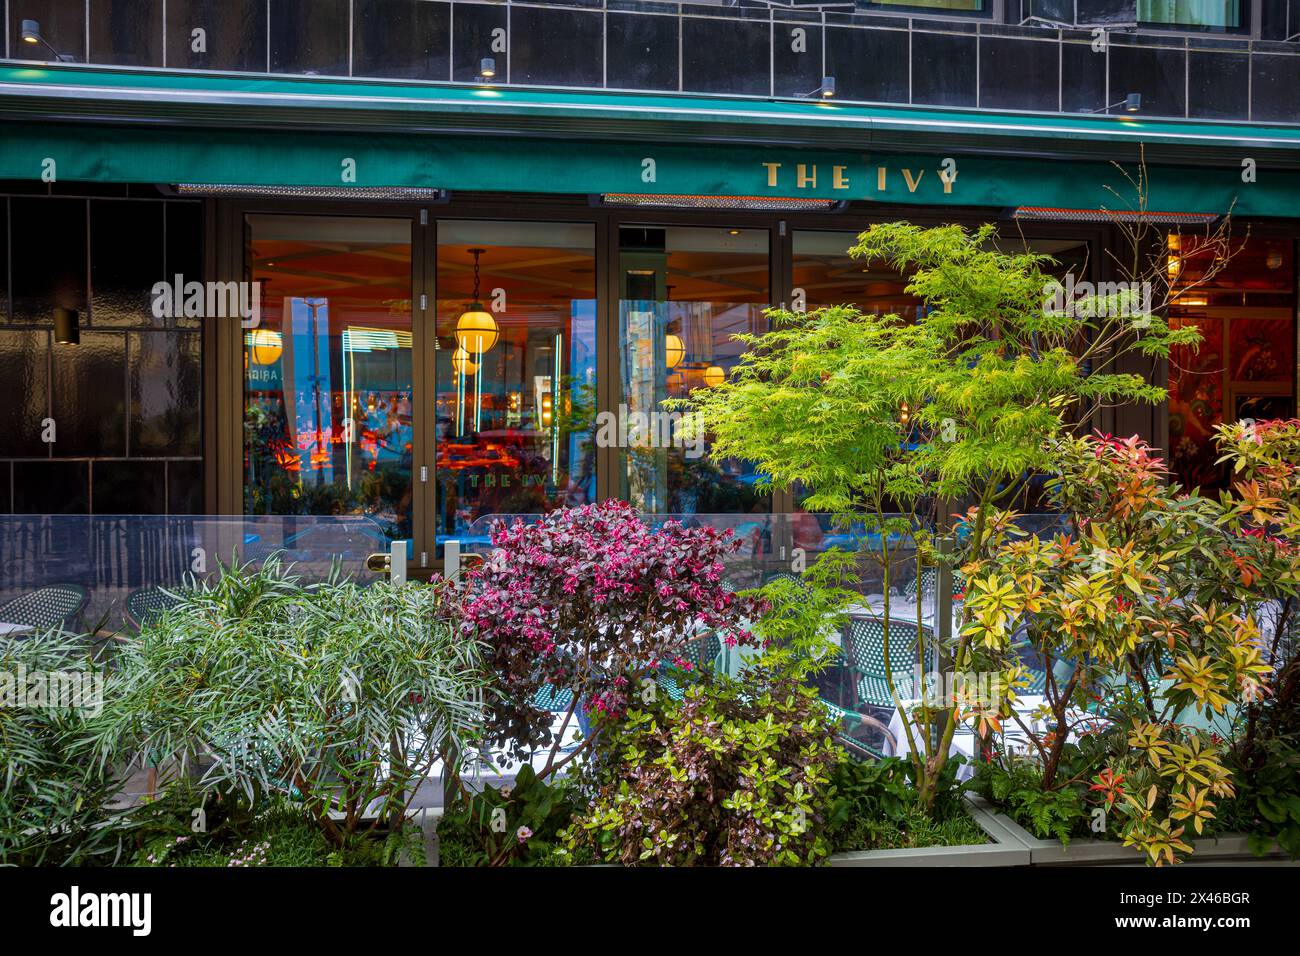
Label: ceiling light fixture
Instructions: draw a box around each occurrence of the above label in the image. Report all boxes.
[455,248,499,355]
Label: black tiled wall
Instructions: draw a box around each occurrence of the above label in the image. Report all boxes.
[0,193,204,516]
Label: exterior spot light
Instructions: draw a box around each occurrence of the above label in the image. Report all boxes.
[801,76,836,99]
[1088,92,1142,115]
[54,307,80,345]
[20,20,76,61]
[479,57,496,80]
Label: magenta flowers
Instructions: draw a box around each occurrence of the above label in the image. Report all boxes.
[458,500,761,772]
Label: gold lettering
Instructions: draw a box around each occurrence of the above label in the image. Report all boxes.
[832,165,849,190]
[941,169,955,195]
[762,162,782,187]
[796,164,816,189]
[877,166,887,191]
[903,168,925,193]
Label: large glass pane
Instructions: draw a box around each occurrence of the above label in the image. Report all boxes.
[1168,235,1296,491]
[617,225,770,515]
[243,215,414,543]
[435,221,597,537]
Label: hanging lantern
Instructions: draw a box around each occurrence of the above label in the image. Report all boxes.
[451,345,479,376]
[665,333,685,369]
[456,247,499,354]
[703,365,726,388]
[248,329,283,365]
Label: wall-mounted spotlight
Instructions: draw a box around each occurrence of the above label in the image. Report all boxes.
[802,76,836,99]
[21,20,76,62]
[479,57,497,81]
[1089,92,1141,114]
[54,307,80,345]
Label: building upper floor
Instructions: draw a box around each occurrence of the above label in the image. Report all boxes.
[3,0,1298,125]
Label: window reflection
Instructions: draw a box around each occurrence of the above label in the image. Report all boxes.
[617,225,770,515]
[243,215,414,542]
[435,221,596,536]
[1168,236,1296,490]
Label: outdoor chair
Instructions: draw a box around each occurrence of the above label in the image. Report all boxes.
[902,566,966,602]
[125,584,183,631]
[843,617,931,710]
[822,699,897,762]
[0,583,87,634]
[658,633,724,702]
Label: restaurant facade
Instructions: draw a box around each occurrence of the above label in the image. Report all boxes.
[0,0,1298,606]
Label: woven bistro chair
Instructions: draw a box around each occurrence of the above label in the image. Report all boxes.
[843,616,931,710]
[0,584,87,634]
[125,585,183,631]
[902,566,967,602]
[657,633,724,702]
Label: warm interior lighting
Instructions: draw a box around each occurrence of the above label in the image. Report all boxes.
[703,365,726,388]
[899,401,911,426]
[451,346,479,376]
[456,248,500,354]
[664,333,685,369]
[247,329,283,365]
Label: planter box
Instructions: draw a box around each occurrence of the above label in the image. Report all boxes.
[826,795,1030,867]
[987,803,1300,867]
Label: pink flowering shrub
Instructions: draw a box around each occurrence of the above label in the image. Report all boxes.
[458,500,762,770]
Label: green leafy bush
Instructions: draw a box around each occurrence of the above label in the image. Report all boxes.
[827,756,984,852]
[563,662,842,866]
[92,556,490,846]
[437,765,591,867]
[127,783,419,867]
[970,758,1087,844]
[0,629,129,865]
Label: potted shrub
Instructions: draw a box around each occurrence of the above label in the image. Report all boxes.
[90,556,489,865]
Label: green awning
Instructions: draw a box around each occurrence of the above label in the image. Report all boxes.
[2,66,1299,216]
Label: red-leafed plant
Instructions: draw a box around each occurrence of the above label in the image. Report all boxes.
[456,500,762,781]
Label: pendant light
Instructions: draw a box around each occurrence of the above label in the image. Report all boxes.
[451,345,479,376]
[456,247,499,355]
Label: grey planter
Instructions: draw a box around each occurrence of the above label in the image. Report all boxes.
[826,795,1030,866]
[987,802,1300,867]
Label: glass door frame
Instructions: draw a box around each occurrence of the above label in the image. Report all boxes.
[210,193,1123,573]
[212,197,437,567]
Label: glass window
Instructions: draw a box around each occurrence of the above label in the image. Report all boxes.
[617,225,770,516]
[435,221,597,536]
[863,0,985,14]
[1138,0,1242,30]
[1168,236,1296,490]
[243,215,414,541]
[791,230,922,318]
